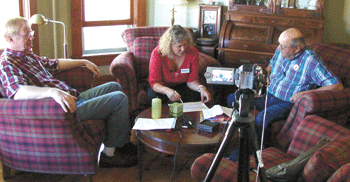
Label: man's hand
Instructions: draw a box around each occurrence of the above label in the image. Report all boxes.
[14,86,78,113]
[50,88,78,113]
[57,59,100,78]
[290,91,306,103]
[83,60,100,78]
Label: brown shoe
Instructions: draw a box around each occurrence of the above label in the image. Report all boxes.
[116,142,138,155]
[99,151,138,168]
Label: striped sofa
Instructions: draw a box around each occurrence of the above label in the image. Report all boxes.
[0,67,105,176]
[109,26,221,118]
[191,115,350,181]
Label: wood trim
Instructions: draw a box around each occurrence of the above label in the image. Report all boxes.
[134,0,146,27]
[71,0,146,63]
[71,0,83,58]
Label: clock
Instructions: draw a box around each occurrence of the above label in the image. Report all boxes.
[198,4,222,39]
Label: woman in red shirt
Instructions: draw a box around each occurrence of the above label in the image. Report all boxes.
[147,25,211,103]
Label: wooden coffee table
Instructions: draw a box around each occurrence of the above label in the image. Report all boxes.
[135,104,228,180]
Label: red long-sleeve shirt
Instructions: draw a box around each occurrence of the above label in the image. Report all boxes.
[148,45,200,88]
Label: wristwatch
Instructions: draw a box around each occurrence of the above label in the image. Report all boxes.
[197,85,206,92]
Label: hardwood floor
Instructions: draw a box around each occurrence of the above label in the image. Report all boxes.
[2,131,199,182]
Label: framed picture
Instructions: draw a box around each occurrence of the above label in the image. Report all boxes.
[198,4,222,39]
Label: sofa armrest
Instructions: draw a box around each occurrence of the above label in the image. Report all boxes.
[276,89,350,151]
[0,98,68,119]
[109,52,138,113]
[53,66,94,92]
[327,163,350,182]
[0,97,104,153]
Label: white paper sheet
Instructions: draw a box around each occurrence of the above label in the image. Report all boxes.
[182,101,209,112]
[202,105,233,120]
[132,118,176,130]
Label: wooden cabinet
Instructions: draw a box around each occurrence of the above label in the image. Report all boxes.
[218,0,325,67]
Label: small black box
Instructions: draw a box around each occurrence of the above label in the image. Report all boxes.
[198,120,219,133]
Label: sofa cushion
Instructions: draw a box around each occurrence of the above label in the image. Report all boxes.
[303,136,350,182]
[133,36,159,79]
[313,43,350,88]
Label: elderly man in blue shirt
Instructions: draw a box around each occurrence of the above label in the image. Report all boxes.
[226,28,344,161]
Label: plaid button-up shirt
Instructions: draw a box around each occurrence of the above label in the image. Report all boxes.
[0,48,79,98]
[269,48,340,102]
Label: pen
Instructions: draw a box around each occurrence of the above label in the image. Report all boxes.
[175,91,183,103]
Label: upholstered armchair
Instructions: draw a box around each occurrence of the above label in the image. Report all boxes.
[191,115,350,181]
[109,27,221,117]
[0,67,105,176]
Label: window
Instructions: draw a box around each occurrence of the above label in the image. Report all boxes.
[71,0,145,64]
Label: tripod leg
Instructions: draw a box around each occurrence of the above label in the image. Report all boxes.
[237,124,250,182]
[249,122,268,182]
[204,120,238,182]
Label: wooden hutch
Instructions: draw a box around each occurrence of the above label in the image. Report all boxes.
[218,0,325,67]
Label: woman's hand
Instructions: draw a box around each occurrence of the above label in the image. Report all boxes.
[167,89,181,102]
[199,87,211,103]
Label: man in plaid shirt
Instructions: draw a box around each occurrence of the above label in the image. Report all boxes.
[0,17,137,168]
[226,28,344,161]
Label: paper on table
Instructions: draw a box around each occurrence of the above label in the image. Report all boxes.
[182,101,209,112]
[132,118,176,130]
[202,105,233,120]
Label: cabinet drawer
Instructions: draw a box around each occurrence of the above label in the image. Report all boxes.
[219,50,272,68]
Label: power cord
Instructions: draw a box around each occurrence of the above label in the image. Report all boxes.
[255,85,269,182]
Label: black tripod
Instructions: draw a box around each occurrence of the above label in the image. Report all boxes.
[204,89,267,182]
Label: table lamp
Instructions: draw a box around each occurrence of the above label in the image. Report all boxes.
[29,14,67,59]
[158,0,188,26]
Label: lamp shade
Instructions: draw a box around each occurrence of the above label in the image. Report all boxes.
[29,14,47,25]
[158,0,188,5]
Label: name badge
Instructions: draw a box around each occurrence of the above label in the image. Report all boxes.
[181,69,190,73]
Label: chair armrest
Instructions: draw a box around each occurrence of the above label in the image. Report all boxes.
[277,89,350,150]
[53,66,94,92]
[0,98,68,119]
[109,52,138,112]
[0,97,104,153]
[198,53,222,102]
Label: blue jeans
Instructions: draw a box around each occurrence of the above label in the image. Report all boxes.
[226,92,293,161]
[76,82,130,148]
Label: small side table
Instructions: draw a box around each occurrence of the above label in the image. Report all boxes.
[195,43,218,59]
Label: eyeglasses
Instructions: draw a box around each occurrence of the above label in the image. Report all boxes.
[17,30,35,38]
[279,43,293,50]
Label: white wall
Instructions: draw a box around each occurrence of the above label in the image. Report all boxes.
[146,0,228,31]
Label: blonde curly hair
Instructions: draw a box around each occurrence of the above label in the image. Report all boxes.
[158,25,193,57]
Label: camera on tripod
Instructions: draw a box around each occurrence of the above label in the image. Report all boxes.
[203,64,269,182]
[204,64,267,96]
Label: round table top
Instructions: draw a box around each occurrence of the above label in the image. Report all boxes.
[135,104,227,156]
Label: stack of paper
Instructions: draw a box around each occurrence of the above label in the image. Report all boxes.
[202,105,233,122]
[132,118,177,130]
